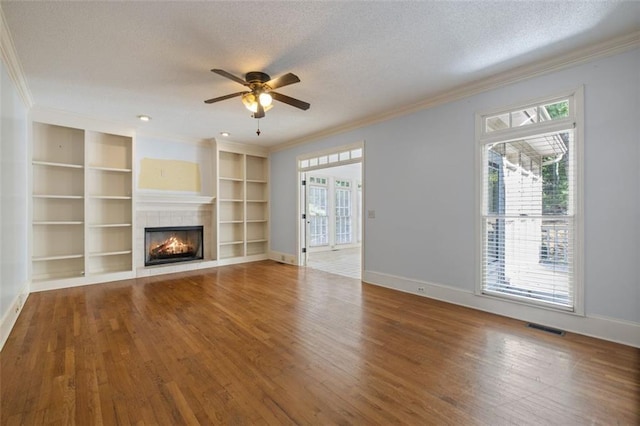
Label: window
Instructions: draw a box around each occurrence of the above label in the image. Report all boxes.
[308,177,328,247]
[335,180,352,244]
[478,89,582,312]
[298,145,362,172]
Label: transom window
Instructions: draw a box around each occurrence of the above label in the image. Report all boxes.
[484,99,570,133]
[478,89,582,312]
[299,148,362,171]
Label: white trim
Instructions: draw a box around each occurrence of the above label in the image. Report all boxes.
[216,139,269,157]
[136,194,215,210]
[215,254,268,267]
[270,31,640,153]
[30,107,135,137]
[268,250,298,266]
[0,5,32,108]
[573,87,585,316]
[363,270,640,348]
[0,281,29,351]
[30,271,136,293]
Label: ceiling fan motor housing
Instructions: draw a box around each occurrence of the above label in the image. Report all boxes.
[246,72,271,85]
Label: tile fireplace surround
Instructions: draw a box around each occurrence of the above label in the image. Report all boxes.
[136,194,215,277]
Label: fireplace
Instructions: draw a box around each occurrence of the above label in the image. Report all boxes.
[144,226,203,266]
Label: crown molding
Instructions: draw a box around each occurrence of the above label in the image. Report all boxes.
[30,106,135,137]
[270,30,640,153]
[0,4,33,108]
[215,139,269,156]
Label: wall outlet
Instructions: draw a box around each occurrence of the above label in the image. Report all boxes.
[417,287,425,293]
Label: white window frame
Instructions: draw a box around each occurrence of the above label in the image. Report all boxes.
[334,179,353,245]
[475,87,584,315]
[308,177,329,247]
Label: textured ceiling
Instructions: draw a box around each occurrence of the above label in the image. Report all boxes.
[2,1,639,147]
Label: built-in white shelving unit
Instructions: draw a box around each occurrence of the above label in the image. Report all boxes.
[31,120,134,288]
[216,145,269,262]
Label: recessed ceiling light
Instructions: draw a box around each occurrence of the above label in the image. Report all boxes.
[220,132,230,137]
[138,115,151,121]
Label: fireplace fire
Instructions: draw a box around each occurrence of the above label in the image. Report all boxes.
[145,226,203,266]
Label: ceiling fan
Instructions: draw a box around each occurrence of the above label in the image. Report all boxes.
[204,69,310,119]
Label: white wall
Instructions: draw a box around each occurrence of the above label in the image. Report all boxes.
[270,48,640,345]
[0,58,29,346]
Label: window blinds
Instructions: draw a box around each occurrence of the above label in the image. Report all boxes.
[481,130,576,310]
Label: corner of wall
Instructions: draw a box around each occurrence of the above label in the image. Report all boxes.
[0,5,33,108]
[0,281,29,351]
[268,250,298,266]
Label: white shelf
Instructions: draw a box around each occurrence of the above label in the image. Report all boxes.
[33,160,83,169]
[33,194,83,200]
[88,166,132,173]
[215,149,269,259]
[32,121,134,285]
[32,254,84,262]
[33,221,83,225]
[89,195,132,200]
[32,271,84,282]
[89,250,132,257]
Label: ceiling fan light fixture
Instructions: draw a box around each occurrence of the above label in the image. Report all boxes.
[259,92,273,107]
[242,92,273,113]
[241,93,258,113]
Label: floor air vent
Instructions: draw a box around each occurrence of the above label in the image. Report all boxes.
[526,323,566,336]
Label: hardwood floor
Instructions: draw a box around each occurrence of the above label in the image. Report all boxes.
[2,261,638,425]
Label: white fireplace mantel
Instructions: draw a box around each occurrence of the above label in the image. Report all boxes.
[136,193,215,210]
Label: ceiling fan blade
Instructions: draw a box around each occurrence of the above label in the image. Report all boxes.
[211,69,249,86]
[254,102,265,119]
[265,73,300,90]
[204,91,247,104]
[271,92,310,110]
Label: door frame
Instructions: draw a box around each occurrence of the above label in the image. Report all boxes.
[296,141,364,268]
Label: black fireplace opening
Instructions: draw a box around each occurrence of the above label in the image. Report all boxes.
[145,226,203,266]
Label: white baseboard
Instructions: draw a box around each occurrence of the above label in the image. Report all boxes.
[268,250,298,266]
[0,281,29,351]
[363,270,640,348]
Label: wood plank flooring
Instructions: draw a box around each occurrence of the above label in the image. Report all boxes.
[2,261,639,425]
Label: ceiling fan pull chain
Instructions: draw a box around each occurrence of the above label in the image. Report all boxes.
[256,120,261,136]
